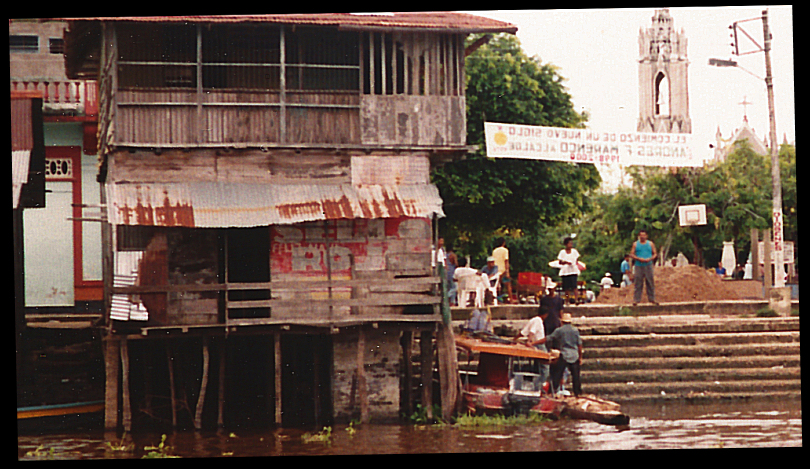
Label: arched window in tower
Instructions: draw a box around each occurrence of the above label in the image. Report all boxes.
[655,71,670,116]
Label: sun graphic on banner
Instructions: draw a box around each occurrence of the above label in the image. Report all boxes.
[493,130,508,146]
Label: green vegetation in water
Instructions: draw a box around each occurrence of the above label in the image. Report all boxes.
[454,412,550,427]
[104,434,134,453]
[345,421,358,436]
[407,403,446,425]
[142,434,180,459]
[24,445,56,460]
[301,426,332,445]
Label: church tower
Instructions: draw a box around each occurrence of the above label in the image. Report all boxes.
[637,9,692,133]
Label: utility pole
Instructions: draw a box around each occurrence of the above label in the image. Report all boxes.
[761,9,785,289]
[710,8,790,314]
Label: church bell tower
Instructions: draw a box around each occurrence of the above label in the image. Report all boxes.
[637,9,692,133]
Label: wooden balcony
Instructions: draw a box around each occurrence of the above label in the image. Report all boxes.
[10,80,98,116]
[112,89,465,149]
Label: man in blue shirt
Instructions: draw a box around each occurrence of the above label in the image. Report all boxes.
[620,255,633,287]
[629,229,658,305]
[479,256,499,287]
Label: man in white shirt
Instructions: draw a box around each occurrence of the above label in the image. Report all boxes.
[492,237,512,302]
[515,309,550,393]
[600,272,613,291]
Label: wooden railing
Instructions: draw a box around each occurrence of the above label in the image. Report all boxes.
[111,275,443,329]
[10,80,98,116]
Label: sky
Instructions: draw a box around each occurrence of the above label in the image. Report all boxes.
[460,7,795,189]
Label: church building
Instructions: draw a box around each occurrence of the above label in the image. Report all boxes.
[637,8,691,134]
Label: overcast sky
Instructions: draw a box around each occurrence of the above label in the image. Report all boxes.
[462,7,795,167]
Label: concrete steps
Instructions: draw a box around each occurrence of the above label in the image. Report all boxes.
[455,311,801,405]
[575,316,801,404]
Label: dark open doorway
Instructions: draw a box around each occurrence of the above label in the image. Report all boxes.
[225,227,270,319]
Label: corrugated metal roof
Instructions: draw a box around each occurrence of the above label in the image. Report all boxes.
[59,12,517,33]
[106,182,444,227]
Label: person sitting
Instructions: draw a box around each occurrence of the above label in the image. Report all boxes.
[464,290,494,334]
[453,257,480,306]
[479,256,499,287]
[715,261,727,278]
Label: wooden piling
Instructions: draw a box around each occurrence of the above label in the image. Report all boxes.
[436,321,461,421]
[401,330,413,417]
[217,339,225,427]
[274,332,282,425]
[104,337,119,430]
[357,328,369,423]
[194,337,210,430]
[420,328,434,420]
[166,342,177,428]
[120,337,131,432]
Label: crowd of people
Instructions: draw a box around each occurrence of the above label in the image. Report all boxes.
[441,228,779,312]
[446,229,772,399]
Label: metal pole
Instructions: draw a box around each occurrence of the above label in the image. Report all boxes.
[762,9,784,288]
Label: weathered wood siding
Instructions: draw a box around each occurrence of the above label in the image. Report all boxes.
[360,95,465,146]
[268,217,433,320]
[115,90,360,146]
[108,149,352,185]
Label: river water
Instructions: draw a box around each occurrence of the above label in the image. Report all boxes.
[17,399,801,459]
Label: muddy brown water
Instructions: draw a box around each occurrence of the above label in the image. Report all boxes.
[17,399,801,459]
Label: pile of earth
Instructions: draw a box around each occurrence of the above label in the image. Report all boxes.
[595,264,741,304]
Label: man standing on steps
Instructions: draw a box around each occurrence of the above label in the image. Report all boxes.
[545,312,583,397]
[629,229,658,306]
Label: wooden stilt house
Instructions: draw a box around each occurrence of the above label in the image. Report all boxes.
[62,12,517,430]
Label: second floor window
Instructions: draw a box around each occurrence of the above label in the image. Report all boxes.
[117,24,360,92]
[10,35,39,53]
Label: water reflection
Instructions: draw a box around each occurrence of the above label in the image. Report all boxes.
[18,400,801,459]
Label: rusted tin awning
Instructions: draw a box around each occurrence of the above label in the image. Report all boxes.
[105,182,445,227]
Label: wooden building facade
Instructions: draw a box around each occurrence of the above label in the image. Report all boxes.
[62,13,516,430]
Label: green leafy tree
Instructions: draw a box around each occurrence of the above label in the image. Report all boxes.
[570,139,796,279]
[433,34,601,270]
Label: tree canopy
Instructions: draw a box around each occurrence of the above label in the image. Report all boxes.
[568,140,797,285]
[432,34,601,269]
[433,33,797,285]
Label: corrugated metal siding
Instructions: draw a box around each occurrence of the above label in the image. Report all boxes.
[12,150,31,209]
[106,182,444,227]
[11,97,33,152]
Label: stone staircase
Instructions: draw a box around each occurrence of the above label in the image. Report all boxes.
[479,314,801,404]
[573,315,801,404]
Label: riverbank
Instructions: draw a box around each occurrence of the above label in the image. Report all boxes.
[452,301,801,405]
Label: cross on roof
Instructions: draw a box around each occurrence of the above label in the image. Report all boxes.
[739,96,752,122]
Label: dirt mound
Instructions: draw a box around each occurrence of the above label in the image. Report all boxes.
[595,264,741,304]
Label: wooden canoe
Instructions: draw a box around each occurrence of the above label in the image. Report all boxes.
[17,400,104,420]
[557,395,630,426]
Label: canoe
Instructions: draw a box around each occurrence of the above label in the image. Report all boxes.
[17,400,104,420]
[557,395,631,426]
[17,400,104,433]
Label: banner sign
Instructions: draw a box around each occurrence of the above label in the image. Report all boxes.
[485,122,704,167]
